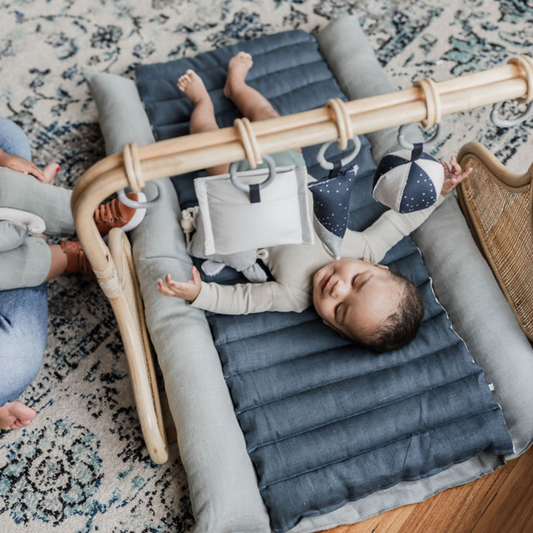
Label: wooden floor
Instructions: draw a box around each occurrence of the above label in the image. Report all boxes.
[322,445,533,533]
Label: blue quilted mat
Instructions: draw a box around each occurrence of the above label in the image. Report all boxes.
[136,30,513,533]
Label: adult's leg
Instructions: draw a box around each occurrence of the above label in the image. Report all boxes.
[0,118,32,161]
[0,273,48,429]
[177,70,230,176]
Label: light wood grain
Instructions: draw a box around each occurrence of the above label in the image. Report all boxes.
[321,447,533,533]
[472,448,533,533]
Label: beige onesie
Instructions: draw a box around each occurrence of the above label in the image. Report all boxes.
[191,196,446,315]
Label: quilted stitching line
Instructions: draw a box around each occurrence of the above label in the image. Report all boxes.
[221,306,447,379]
[214,315,321,349]
[247,369,482,454]
[257,404,501,490]
[235,338,465,416]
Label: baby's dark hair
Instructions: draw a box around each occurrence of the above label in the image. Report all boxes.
[348,270,424,353]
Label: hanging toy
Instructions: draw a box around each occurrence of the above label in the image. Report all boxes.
[308,136,361,259]
[372,143,444,213]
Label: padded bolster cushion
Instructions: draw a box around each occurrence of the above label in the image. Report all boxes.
[129,179,271,533]
[85,70,156,155]
[90,15,532,533]
[412,196,533,456]
[88,70,270,531]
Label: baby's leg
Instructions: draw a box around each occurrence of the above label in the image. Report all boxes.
[178,70,229,176]
[224,52,302,153]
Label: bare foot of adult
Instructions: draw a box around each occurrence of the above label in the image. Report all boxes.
[177,69,210,105]
[43,163,60,185]
[224,52,253,99]
[0,400,37,430]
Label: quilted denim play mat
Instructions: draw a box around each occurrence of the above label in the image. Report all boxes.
[136,30,513,532]
[1,1,531,531]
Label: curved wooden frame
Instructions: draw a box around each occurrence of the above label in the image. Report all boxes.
[457,142,533,341]
[71,57,533,463]
[107,228,168,463]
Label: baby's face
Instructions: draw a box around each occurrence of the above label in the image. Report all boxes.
[312,258,401,340]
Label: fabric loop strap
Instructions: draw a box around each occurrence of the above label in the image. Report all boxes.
[414,78,441,129]
[326,98,353,150]
[123,142,145,193]
[508,56,533,104]
[234,117,262,169]
[249,183,261,203]
[93,257,122,299]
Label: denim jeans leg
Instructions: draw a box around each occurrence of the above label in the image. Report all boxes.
[0,284,48,406]
[0,118,32,160]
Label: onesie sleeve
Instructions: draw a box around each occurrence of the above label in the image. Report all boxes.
[190,280,300,314]
[361,195,447,263]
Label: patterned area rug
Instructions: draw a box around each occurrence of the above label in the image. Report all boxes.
[0,0,531,531]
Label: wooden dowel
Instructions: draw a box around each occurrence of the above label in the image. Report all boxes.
[72,56,533,282]
[436,63,524,95]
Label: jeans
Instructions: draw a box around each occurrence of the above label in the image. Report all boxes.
[0,285,47,405]
[0,118,48,407]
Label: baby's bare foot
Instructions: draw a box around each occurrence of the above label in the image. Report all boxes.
[224,51,253,99]
[0,400,37,431]
[43,163,60,185]
[177,69,210,105]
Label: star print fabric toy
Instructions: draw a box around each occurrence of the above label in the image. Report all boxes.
[307,163,358,259]
[372,143,445,213]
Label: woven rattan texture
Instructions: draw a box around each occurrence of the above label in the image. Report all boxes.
[461,155,533,339]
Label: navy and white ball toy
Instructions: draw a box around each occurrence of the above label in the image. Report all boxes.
[372,143,444,213]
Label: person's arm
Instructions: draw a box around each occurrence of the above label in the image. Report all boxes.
[157,266,299,314]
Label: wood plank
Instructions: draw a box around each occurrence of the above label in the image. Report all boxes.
[472,448,533,533]
[317,504,415,533]
[397,458,517,533]
[321,449,528,533]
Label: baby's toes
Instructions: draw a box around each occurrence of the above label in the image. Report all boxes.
[177,74,189,87]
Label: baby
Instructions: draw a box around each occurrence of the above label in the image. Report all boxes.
[157,52,471,352]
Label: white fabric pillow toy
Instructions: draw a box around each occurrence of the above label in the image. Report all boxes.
[193,156,314,256]
[372,143,444,213]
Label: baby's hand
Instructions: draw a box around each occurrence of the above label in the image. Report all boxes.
[0,150,47,182]
[440,155,472,196]
[157,266,201,303]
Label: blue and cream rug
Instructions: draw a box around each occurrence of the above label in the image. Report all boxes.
[0,0,531,531]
